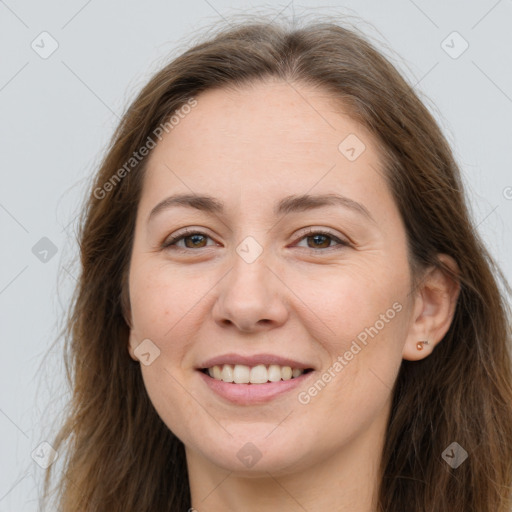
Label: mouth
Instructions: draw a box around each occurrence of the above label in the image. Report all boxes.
[199,364,314,384]
[195,353,317,403]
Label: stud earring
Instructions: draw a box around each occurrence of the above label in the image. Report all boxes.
[416,340,429,351]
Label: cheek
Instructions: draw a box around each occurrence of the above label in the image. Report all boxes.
[290,259,409,345]
[295,305,407,452]
[139,363,208,453]
[290,262,409,404]
[128,263,203,429]
[129,260,207,339]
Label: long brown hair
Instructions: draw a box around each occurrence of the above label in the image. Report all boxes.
[42,14,512,511]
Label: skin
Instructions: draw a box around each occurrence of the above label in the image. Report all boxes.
[126,79,460,511]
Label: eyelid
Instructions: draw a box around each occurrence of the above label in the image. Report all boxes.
[294,226,346,240]
[161,227,217,249]
[161,226,351,252]
[291,227,351,250]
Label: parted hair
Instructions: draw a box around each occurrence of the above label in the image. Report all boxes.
[43,14,512,511]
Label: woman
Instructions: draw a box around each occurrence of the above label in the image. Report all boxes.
[43,15,512,512]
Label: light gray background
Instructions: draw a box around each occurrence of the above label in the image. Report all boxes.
[1,0,511,509]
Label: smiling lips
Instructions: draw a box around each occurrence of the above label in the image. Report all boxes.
[203,364,308,384]
[198,353,314,385]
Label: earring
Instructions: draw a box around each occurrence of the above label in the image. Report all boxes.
[416,340,429,351]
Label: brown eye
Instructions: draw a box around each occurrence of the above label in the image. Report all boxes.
[162,230,215,250]
[295,230,349,251]
[182,234,208,248]
[306,234,331,249]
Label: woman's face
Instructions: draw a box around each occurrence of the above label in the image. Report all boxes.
[127,80,417,476]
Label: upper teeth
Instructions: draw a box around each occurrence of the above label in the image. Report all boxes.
[207,364,305,384]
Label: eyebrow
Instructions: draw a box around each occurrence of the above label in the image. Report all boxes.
[148,192,375,223]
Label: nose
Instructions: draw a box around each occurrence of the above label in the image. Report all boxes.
[212,251,289,333]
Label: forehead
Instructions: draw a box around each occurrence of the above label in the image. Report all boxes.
[140,80,389,215]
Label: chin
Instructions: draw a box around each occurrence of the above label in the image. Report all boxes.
[189,429,317,477]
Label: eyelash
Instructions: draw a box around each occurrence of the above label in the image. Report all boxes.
[161,228,350,253]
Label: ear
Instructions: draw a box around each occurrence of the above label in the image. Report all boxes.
[128,329,139,361]
[120,276,138,361]
[402,254,460,361]
[120,277,133,329]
